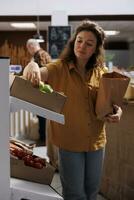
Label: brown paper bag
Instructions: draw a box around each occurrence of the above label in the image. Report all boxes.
[95,71,130,119]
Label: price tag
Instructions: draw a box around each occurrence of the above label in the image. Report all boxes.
[9,65,22,74]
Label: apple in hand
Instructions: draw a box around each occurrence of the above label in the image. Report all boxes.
[39,81,45,91]
[43,84,53,93]
[39,81,53,93]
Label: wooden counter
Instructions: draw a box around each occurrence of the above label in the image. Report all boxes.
[100,101,134,200]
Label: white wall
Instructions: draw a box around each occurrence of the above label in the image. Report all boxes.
[0,0,134,15]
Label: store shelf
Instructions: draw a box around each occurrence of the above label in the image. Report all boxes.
[9,96,65,200]
[0,57,65,200]
[10,96,65,124]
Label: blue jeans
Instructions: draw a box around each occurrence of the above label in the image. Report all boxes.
[59,148,105,200]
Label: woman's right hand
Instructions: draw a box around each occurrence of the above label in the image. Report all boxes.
[23,61,41,86]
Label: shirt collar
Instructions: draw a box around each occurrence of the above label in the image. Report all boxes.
[68,62,76,71]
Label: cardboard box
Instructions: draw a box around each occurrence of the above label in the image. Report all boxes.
[10,74,67,113]
[10,157,55,185]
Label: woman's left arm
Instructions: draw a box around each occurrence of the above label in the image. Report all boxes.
[104,105,123,123]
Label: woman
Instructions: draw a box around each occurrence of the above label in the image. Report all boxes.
[24,20,122,200]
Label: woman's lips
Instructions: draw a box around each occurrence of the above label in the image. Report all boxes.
[77,50,85,55]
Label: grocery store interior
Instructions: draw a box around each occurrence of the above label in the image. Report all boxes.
[0,0,134,199]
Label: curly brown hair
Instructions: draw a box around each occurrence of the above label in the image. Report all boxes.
[59,19,106,71]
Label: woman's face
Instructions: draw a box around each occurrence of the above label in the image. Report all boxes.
[74,31,97,62]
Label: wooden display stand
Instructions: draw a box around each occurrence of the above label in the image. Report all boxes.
[0,57,64,200]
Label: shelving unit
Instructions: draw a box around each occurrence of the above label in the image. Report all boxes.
[10,98,64,199]
[10,96,65,125]
[0,58,64,199]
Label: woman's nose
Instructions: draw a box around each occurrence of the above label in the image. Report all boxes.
[80,42,85,49]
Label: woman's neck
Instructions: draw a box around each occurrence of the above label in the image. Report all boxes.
[75,59,87,79]
[76,59,87,72]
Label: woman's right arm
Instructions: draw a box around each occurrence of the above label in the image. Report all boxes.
[23,61,48,86]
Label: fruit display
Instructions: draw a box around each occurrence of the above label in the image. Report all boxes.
[39,81,53,93]
[10,138,46,169]
[22,154,46,169]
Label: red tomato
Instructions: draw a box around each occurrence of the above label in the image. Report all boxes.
[17,149,25,159]
[11,148,18,156]
[28,159,34,167]
[22,154,33,163]
[34,162,43,169]
[34,157,46,166]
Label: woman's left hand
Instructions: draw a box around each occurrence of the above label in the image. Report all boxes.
[104,105,122,123]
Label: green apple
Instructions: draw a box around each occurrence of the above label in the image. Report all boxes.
[39,81,45,91]
[39,81,53,93]
[43,84,53,93]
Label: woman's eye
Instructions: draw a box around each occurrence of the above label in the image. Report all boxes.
[77,40,82,43]
[86,43,93,46]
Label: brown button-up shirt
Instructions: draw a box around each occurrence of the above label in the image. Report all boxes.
[47,59,107,152]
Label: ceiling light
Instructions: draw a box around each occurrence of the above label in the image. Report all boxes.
[10,22,36,29]
[33,33,44,43]
[33,16,44,43]
[105,30,120,36]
